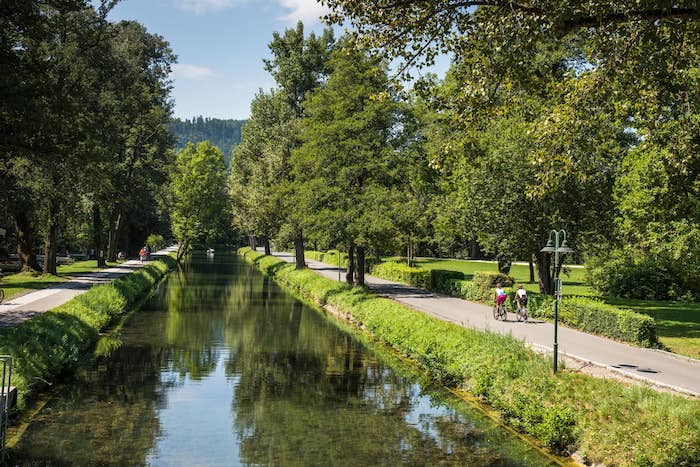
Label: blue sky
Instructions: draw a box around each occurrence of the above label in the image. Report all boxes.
[109,0,450,120]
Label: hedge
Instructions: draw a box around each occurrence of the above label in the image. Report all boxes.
[238,248,700,466]
[370,262,432,289]
[554,297,657,347]
[0,254,176,412]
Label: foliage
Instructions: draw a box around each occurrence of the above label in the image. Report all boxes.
[370,262,431,290]
[0,2,175,270]
[240,248,700,466]
[0,254,175,412]
[291,39,421,283]
[171,142,231,246]
[230,90,295,243]
[145,234,165,251]
[586,142,700,301]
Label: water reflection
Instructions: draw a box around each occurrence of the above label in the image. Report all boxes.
[11,252,556,466]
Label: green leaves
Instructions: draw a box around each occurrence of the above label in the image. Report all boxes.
[172,142,230,243]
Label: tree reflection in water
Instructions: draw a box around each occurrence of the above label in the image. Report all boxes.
[11,252,554,466]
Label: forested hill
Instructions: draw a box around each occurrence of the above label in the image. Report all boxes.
[170,117,246,163]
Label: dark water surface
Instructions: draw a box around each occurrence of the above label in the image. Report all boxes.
[12,251,557,466]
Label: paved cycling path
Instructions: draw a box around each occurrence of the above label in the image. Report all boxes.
[0,246,178,328]
[272,251,700,397]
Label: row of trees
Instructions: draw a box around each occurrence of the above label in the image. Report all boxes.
[230,4,699,298]
[1,1,176,272]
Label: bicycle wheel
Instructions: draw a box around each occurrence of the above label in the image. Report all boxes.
[493,305,499,320]
[516,306,522,321]
[522,307,528,322]
[499,304,507,321]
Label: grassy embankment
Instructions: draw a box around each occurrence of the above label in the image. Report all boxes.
[404,258,700,359]
[1,260,123,301]
[0,254,176,413]
[241,247,699,466]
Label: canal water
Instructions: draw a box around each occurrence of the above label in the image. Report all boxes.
[11,251,557,466]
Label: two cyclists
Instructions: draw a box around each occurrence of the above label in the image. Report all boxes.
[493,282,528,322]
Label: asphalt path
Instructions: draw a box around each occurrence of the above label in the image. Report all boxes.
[0,246,178,328]
[272,251,700,397]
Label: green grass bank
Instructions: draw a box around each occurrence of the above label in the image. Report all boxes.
[241,248,699,466]
[0,254,176,413]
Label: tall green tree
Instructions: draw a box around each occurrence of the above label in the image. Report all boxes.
[171,142,230,262]
[261,21,335,269]
[230,90,295,255]
[291,42,403,286]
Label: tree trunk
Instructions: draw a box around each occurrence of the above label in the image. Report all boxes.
[263,236,271,256]
[293,235,305,269]
[248,234,256,250]
[498,258,512,275]
[107,211,122,262]
[346,244,355,284]
[529,256,535,283]
[93,204,106,268]
[354,246,365,287]
[176,239,189,263]
[535,252,553,294]
[43,198,58,275]
[12,210,40,272]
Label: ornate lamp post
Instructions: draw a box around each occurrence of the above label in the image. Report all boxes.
[540,229,574,373]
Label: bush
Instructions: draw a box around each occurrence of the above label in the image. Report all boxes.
[438,278,485,301]
[472,272,515,302]
[430,269,465,291]
[371,261,431,289]
[146,233,166,251]
[559,297,659,347]
[0,254,175,412]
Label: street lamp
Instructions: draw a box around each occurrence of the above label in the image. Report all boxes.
[540,229,574,373]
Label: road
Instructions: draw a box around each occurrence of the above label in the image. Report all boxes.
[273,251,700,397]
[0,246,178,328]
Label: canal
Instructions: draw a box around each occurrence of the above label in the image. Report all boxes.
[11,251,557,465]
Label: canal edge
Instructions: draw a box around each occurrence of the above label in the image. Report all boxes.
[240,252,579,467]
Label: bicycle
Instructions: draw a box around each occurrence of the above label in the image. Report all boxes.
[492,301,507,321]
[515,297,528,322]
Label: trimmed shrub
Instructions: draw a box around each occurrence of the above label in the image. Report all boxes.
[371,261,431,289]
[430,269,465,291]
[559,297,659,347]
[438,278,485,301]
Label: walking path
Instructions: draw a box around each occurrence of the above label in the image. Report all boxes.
[0,246,178,328]
[272,251,700,397]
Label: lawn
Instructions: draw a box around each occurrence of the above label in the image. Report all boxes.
[407,257,700,359]
[1,261,121,301]
[606,298,700,359]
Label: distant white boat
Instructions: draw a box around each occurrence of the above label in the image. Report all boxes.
[206,248,215,254]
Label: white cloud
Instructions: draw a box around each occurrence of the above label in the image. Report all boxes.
[172,64,216,80]
[278,0,330,25]
[177,0,244,14]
